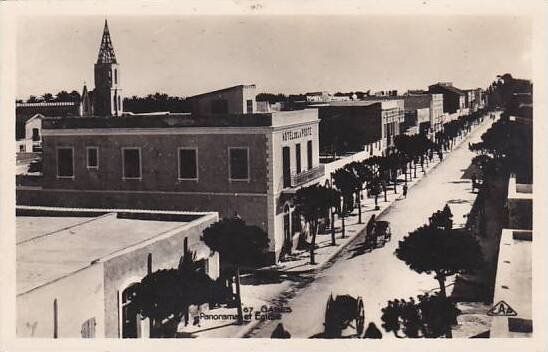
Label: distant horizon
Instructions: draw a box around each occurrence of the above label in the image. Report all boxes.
[16,15,532,100]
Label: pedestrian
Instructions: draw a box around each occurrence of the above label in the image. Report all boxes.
[363,322,382,339]
[271,323,291,338]
[402,184,408,199]
[471,173,477,191]
[366,214,376,236]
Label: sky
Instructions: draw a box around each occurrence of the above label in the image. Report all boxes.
[16,15,532,99]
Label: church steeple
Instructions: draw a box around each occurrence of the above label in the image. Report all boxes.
[97,19,117,64]
[93,19,123,117]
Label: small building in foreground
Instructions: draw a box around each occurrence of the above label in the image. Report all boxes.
[490,174,533,337]
[16,206,219,338]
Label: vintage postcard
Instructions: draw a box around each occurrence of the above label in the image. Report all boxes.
[0,0,545,351]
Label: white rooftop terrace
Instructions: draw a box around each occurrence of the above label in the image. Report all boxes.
[490,228,532,337]
[508,173,533,200]
[16,206,214,295]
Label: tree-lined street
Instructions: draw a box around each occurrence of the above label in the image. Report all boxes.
[247,115,496,338]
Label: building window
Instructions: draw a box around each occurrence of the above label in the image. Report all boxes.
[122,148,141,179]
[114,69,118,84]
[211,99,228,114]
[307,140,313,170]
[178,148,198,180]
[19,145,25,152]
[229,147,249,181]
[86,147,99,169]
[32,128,40,141]
[57,147,74,178]
[246,99,253,113]
[282,146,291,188]
[118,95,121,111]
[295,143,301,174]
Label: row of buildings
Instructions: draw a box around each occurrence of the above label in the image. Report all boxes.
[491,79,533,336]
[16,20,488,266]
[15,20,485,338]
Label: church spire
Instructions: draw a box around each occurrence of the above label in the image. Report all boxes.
[97,19,117,64]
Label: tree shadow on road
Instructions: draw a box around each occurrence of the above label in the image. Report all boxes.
[346,241,375,260]
[447,198,472,205]
[239,270,310,286]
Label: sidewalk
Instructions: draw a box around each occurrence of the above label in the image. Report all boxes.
[187,113,495,338]
[262,114,494,275]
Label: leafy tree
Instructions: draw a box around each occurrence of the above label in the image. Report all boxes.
[395,222,483,300]
[129,246,233,337]
[255,92,289,104]
[55,90,71,102]
[294,184,336,264]
[394,135,415,183]
[123,92,192,113]
[366,176,382,210]
[344,161,373,223]
[332,167,361,232]
[202,217,269,323]
[381,293,461,338]
[325,186,342,246]
[43,93,54,102]
[388,152,403,193]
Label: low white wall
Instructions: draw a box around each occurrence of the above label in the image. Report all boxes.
[17,263,105,338]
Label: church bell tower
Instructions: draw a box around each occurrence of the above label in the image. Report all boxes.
[94,20,123,117]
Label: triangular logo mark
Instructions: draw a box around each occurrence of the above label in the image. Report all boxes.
[487,300,518,316]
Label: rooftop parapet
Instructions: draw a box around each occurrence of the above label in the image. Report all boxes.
[41,109,319,130]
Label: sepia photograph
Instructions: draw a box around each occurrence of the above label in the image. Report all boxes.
[0,1,545,351]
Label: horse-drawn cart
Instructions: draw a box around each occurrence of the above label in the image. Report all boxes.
[324,294,365,338]
[365,220,392,249]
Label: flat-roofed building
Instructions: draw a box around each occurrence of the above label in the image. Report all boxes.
[490,228,532,337]
[428,82,466,115]
[361,93,444,135]
[16,206,219,338]
[17,110,324,263]
[402,93,444,133]
[187,84,257,115]
[490,174,533,337]
[317,99,404,157]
